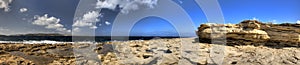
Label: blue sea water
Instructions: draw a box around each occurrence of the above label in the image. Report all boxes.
[0,36,182,42]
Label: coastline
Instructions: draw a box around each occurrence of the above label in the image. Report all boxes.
[1,38,300,65]
[1,21,300,65]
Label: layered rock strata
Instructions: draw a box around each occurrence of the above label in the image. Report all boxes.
[197,20,300,46]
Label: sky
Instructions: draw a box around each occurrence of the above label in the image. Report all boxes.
[0,0,299,36]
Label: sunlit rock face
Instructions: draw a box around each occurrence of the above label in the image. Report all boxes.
[239,20,262,30]
[197,20,300,46]
[197,20,270,45]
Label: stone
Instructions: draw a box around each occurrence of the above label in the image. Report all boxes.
[160,54,179,65]
[239,20,261,30]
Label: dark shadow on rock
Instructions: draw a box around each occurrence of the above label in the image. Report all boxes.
[194,37,300,49]
[97,44,114,55]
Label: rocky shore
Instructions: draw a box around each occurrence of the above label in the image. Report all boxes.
[0,20,300,65]
[0,38,300,65]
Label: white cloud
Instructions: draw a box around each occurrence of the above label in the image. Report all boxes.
[73,27,80,32]
[45,24,63,29]
[73,11,101,29]
[0,27,9,34]
[96,0,158,14]
[66,30,71,33]
[0,0,13,12]
[95,0,117,10]
[252,17,259,21]
[90,26,98,29]
[105,21,111,25]
[32,14,69,32]
[0,27,8,31]
[297,20,300,24]
[72,0,158,32]
[266,20,277,24]
[271,20,277,22]
[73,21,93,27]
[19,8,28,13]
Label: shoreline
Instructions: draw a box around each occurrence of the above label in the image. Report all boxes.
[1,38,300,65]
[1,20,300,65]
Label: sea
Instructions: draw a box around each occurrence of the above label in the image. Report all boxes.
[0,36,182,44]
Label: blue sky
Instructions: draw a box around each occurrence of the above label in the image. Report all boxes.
[219,0,300,23]
[0,0,299,36]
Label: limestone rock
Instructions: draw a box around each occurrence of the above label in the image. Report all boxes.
[239,20,262,30]
[197,20,300,46]
[197,20,270,45]
[263,23,300,44]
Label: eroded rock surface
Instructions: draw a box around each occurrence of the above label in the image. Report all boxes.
[197,20,300,46]
[263,23,300,46]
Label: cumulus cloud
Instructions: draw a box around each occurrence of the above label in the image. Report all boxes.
[19,8,28,13]
[297,20,300,24]
[96,0,158,14]
[72,0,158,32]
[32,14,70,32]
[95,0,117,10]
[0,0,13,12]
[73,11,101,29]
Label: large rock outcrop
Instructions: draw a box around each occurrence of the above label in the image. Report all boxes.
[197,20,300,46]
[197,20,270,45]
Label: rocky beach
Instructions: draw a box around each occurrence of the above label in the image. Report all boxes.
[0,20,300,65]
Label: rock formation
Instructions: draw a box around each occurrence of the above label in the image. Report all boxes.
[197,20,300,46]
